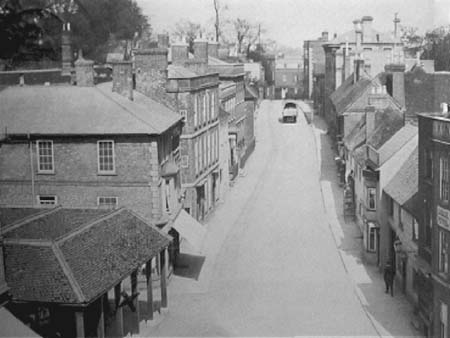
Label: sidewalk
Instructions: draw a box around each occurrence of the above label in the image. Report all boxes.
[311,112,422,338]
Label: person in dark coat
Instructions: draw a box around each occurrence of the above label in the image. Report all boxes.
[384,262,395,296]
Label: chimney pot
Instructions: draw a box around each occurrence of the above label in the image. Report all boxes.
[194,37,209,63]
[171,40,189,65]
[321,31,329,42]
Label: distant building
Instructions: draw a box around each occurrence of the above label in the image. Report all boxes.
[303,31,328,101]
[275,55,303,99]
[323,15,404,133]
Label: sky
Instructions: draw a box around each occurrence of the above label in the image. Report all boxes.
[136,0,450,47]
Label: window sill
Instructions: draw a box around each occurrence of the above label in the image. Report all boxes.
[37,171,55,175]
[97,172,117,176]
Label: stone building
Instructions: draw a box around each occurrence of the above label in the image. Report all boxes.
[417,109,450,338]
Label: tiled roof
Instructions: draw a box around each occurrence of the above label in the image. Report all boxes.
[343,115,366,151]
[384,146,418,206]
[2,207,171,304]
[0,207,46,227]
[330,74,373,114]
[366,107,404,150]
[377,124,418,165]
[0,82,181,136]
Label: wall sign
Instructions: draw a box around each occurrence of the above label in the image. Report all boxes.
[437,205,450,230]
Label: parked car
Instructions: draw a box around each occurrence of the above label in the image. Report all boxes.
[282,101,298,123]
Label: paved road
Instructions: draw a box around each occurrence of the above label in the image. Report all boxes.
[145,100,380,336]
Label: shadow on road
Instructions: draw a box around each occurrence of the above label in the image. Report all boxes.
[174,253,206,280]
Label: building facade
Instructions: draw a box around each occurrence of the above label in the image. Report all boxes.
[275,55,303,99]
[418,111,450,338]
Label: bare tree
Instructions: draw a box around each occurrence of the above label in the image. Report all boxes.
[172,19,201,53]
[212,0,227,43]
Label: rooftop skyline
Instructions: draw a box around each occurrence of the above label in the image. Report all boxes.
[136,0,450,47]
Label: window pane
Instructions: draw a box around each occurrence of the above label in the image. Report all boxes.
[98,141,115,173]
[38,141,54,172]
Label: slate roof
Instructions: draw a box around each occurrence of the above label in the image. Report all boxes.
[0,82,181,136]
[384,146,419,206]
[0,207,47,226]
[2,207,171,304]
[377,124,417,165]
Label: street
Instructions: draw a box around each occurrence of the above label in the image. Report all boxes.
[143,100,416,337]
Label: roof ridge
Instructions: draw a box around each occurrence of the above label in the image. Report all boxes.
[56,208,122,244]
[127,209,173,242]
[1,206,61,234]
[95,86,161,133]
[3,238,53,246]
[51,243,86,303]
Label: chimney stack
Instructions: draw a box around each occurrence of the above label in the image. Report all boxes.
[74,50,94,87]
[353,19,362,56]
[61,22,72,76]
[365,106,376,139]
[157,33,170,49]
[193,36,208,63]
[321,31,329,42]
[354,58,365,82]
[208,40,219,58]
[393,13,401,39]
[111,60,133,101]
[361,16,373,42]
[134,48,169,95]
[385,63,406,108]
[171,40,189,65]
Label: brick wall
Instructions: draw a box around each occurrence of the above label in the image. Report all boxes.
[0,136,161,223]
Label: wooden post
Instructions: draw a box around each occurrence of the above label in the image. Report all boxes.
[146,259,154,321]
[131,270,140,334]
[96,294,105,338]
[160,249,168,309]
[114,283,124,337]
[74,311,85,338]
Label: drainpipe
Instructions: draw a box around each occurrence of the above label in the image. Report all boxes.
[29,134,35,206]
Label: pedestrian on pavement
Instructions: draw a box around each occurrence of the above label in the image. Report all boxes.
[384,262,395,296]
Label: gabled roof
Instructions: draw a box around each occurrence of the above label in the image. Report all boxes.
[330,74,373,114]
[2,207,171,304]
[0,82,181,136]
[366,107,404,150]
[343,115,366,151]
[377,123,417,165]
[384,146,418,206]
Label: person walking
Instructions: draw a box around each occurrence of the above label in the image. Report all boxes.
[384,262,395,296]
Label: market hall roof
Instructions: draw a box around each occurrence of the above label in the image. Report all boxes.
[0,82,182,136]
[1,207,171,305]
